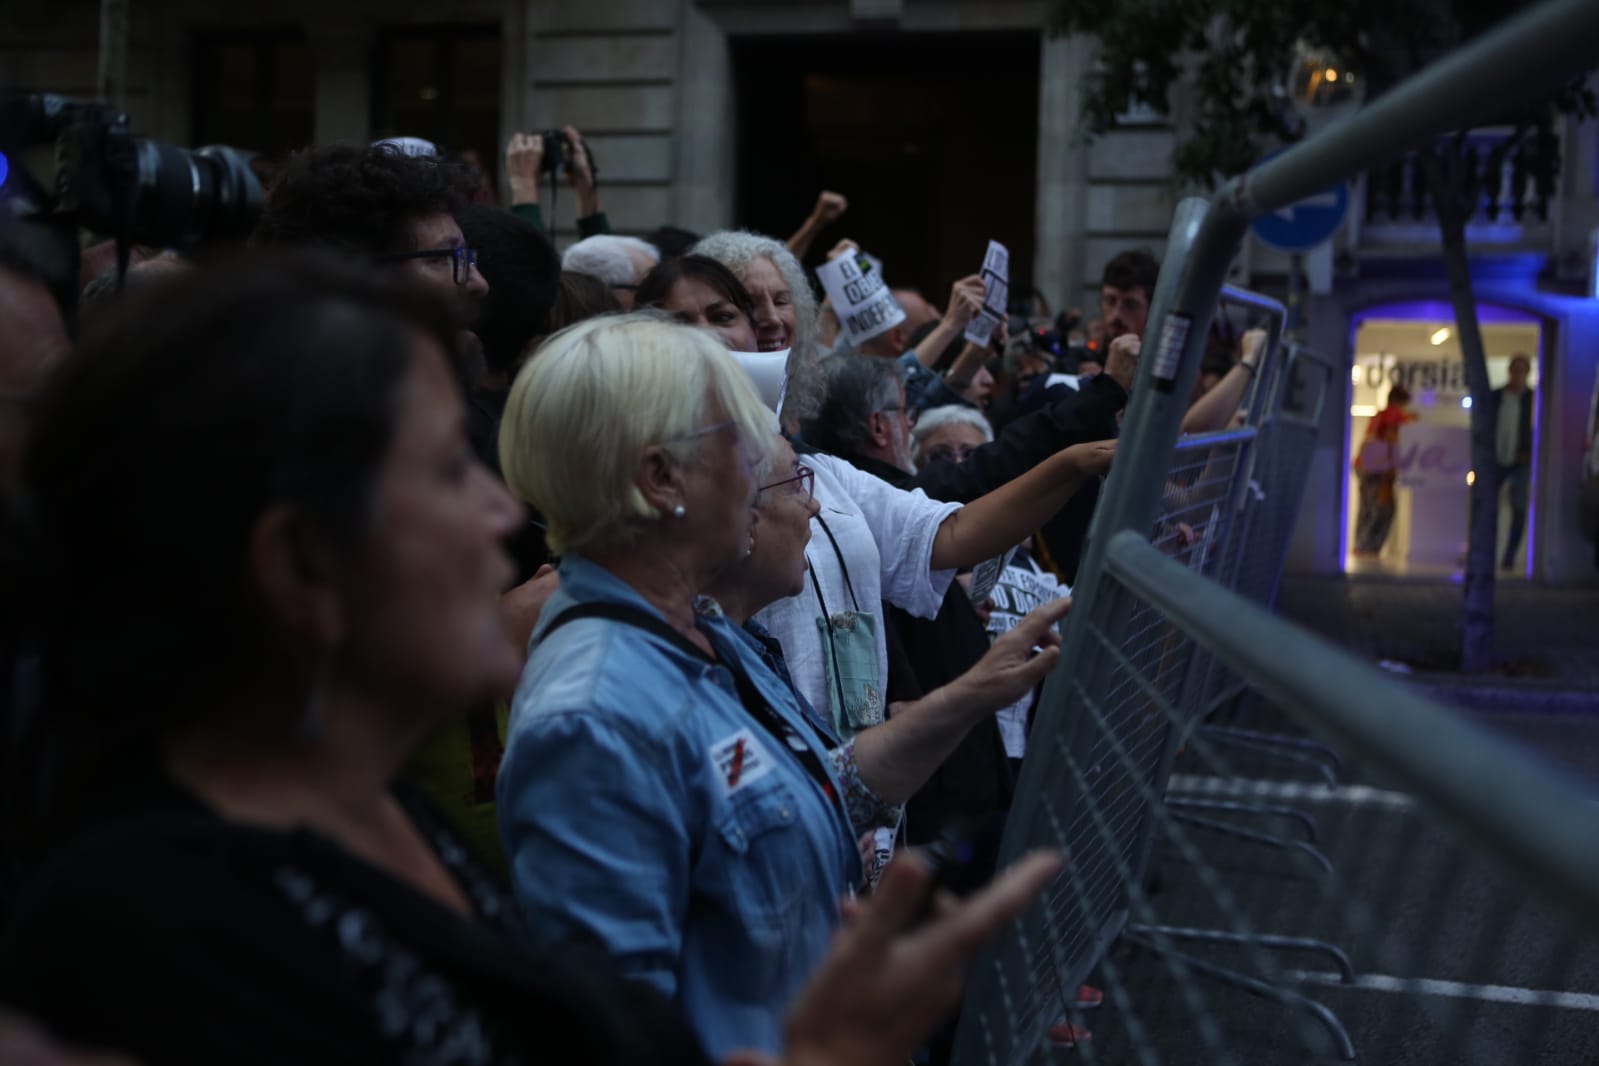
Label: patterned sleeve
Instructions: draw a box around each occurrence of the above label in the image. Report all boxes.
[827,738,902,834]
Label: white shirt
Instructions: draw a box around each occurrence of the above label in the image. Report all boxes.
[753,453,960,721]
[1497,388,1524,466]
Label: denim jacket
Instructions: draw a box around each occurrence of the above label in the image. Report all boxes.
[498,555,864,1059]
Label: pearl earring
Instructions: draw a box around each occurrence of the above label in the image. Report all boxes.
[672,504,686,518]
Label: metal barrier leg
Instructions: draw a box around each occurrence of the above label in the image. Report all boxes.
[1125,923,1356,982]
[1169,811,1335,876]
[1196,730,1341,786]
[1121,931,1359,1061]
[1200,725,1346,774]
[1165,797,1320,842]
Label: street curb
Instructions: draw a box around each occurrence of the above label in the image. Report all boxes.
[1411,681,1599,715]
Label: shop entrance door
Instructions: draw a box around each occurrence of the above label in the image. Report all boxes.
[1343,305,1543,578]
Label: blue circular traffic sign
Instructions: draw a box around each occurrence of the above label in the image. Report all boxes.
[1249,149,1351,253]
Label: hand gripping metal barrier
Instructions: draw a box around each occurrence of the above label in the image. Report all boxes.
[950,2,1599,1062]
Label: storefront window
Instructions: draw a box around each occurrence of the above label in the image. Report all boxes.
[1344,307,1542,578]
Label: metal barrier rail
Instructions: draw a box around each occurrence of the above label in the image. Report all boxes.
[1216,285,1287,424]
[953,530,1599,1065]
[1105,531,1599,924]
[952,1,1599,1061]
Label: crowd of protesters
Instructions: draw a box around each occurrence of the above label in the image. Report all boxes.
[0,125,1266,1065]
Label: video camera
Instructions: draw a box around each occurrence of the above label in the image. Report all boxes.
[534,128,598,179]
[1,92,263,255]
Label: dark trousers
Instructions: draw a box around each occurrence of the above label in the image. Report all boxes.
[1500,463,1530,568]
[1355,474,1396,554]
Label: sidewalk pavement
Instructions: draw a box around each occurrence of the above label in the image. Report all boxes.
[1278,575,1599,713]
[1278,574,1599,785]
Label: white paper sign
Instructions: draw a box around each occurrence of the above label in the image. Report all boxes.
[816,252,906,347]
[964,240,1011,347]
[730,349,789,413]
[968,546,1019,606]
[1151,312,1192,384]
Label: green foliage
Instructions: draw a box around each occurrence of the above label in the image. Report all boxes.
[1047,0,1596,188]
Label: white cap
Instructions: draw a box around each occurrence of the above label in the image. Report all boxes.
[373,136,440,159]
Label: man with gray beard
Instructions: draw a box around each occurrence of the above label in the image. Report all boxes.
[800,352,1015,853]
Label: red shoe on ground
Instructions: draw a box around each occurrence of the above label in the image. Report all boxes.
[1046,987,1102,1049]
[1047,1021,1093,1047]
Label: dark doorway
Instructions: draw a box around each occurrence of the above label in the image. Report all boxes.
[732,32,1039,305]
[372,26,501,162]
[191,29,314,157]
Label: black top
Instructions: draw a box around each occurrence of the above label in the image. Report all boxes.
[890,373,1125,585]
[842,453,1016,849]
[0,767,710,1066]
[898,372,1125,507]
[888,581,1016,849]
[1492,384,1535,467]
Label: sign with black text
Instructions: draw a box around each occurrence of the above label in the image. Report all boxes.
[965,241,1010,346]
[817,252,906,348]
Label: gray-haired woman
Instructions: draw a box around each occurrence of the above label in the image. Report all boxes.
[692,230,822,429]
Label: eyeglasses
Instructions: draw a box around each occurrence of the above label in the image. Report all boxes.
[759,462,815,501]
[379,246,479,286]
[922,443,979,465]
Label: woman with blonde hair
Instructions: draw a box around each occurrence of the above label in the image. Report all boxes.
[496,314,1066,1061]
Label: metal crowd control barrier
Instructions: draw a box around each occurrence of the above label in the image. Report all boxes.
[951,1,1599,1062]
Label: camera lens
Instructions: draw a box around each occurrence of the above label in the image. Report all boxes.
[128,140,263,247]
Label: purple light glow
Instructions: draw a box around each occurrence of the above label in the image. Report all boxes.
[1525,332,1544,580]
[1350,301,1542,328]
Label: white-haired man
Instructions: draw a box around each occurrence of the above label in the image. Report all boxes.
[561,234,660,310]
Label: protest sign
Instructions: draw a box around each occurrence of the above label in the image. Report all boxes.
[968,545,1019,607]
[964,240,1010,347]
[817,251,905,348]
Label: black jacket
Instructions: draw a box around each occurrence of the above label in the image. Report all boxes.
[1,767,709,1066]
[842,453,1015,846]
[1492,385,1534,467]
[895,373,1126,585]
[900,372,1127,506]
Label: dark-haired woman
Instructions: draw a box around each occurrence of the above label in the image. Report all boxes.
[636,254,761,353]
[635,254,789,408]
[0,253,1055,1066]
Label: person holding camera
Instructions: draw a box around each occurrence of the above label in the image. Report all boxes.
[506,125,611,239]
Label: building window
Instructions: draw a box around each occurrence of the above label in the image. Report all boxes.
[372,26,501,163]
[191,29,314,158]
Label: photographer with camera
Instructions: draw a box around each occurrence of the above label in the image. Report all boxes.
[506,126,610,239]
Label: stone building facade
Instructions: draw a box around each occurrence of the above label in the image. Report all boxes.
[6,0,1598,580]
